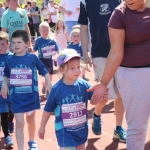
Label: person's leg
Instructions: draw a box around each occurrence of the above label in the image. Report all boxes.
[14,113,25,150]
[117,67,150,150]
[8,110,14,133]
[82,68,89,81]
[1,112,9,138]
[92,57,125,137]
[1,112,14,147]
[26,111,36,141]
[26,111,38,149]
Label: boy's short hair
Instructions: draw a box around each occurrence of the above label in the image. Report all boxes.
[70,28,80,37]
[11,30,29,43]
[0,31,9,44]
[72,25,80,30]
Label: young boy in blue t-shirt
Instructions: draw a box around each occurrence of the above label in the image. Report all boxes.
[0,31,14,148]
[68,28,89,81]
[1,30,52,150]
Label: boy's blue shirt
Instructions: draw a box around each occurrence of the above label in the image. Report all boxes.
[68,42,83,57]
[33,36,59,58]
[44,78,93,147]
[3,52,48,113]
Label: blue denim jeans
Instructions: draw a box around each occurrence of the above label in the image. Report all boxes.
[33,23,40,37]
[65,21,79,37]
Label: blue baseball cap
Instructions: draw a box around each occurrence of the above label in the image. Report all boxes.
[57,49,80,67]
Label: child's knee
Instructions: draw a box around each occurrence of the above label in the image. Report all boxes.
[16,120,25,128]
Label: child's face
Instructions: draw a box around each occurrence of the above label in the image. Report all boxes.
[71,32,80,45]
[8,0,19,8]
[61,59,81,84]
[12,37,27,56]
[40,26,49,39]
[0,40,9,54]
[58,21,64,29]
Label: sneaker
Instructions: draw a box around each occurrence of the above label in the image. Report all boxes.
[92,112,102,135]
[28,141,38,150]
[113,126,126,143]
[8,122,14,133]
[5,136,14,148]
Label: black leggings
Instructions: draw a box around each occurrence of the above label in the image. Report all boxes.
[1,113,9,138]
[8,111,14,122]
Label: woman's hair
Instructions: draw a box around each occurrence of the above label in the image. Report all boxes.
[39,22,56,40]
[11,30,29,43]
[0,2,4,7]
[55,20,66,34]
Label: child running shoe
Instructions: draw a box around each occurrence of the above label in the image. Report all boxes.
[113,126,126,143]
[5,136,14,148]
[8,122,14,134]
[28,141,38,150]
[92,112,102,135]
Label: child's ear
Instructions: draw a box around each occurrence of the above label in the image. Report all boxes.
[7,42,10,48]
[26,41,30,47]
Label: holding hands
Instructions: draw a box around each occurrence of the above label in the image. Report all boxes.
[88,84,108,105]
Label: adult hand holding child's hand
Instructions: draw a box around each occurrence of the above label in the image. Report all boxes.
[87,84,107,105]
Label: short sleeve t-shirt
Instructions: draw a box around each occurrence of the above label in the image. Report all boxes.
[33,37,59,58]
[4,52,48,113]
[60,0,80,21]
[78,0,120,58]
[44,78,93,147]
[1,8,29,39]
[0,52,13,104]
[108,3,150,67]
[68,42,83,57]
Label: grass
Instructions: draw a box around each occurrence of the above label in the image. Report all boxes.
[1,0,61,7]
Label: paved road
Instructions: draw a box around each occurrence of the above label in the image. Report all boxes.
[0,66,150,150]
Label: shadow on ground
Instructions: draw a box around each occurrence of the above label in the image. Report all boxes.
[86,138,100,150]
[0,137,13,150]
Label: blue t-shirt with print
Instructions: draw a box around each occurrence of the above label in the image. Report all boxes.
[4,52,48,113]
[0,52,13,104]
[78,0,120,58]
[44,78,93,147]
[67,42,83,57]
[33,37,59,59]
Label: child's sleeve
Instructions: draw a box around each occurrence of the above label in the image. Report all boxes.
[3,60,10,78]
[44,87,57,112]
[1,14,8,29]
[32,54,48,76]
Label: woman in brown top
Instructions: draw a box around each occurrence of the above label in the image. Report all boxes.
[88,0,150,150]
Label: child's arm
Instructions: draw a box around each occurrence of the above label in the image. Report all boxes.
[38,111,52,139]
[1,77,9,99]
[44,73,52,94]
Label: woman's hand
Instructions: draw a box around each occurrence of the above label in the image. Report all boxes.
[87,84,107,105]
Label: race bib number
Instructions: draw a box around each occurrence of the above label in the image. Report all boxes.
[0,67,4,83]
[42,45,56,58]
[10,69,32,86]
[61,102,87,128]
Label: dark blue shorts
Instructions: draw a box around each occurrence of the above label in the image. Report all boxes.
[40,58,53,74]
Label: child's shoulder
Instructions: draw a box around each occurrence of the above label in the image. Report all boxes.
[76,78,91,87]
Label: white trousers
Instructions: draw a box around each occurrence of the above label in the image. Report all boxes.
[117,67,150,150]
